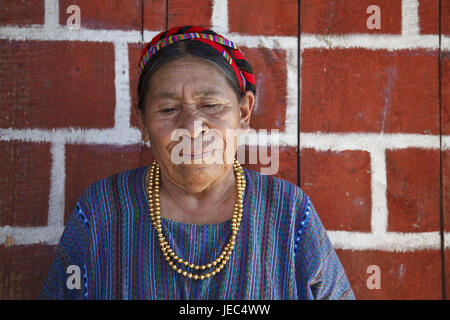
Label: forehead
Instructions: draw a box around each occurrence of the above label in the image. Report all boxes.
[147,56,235,97]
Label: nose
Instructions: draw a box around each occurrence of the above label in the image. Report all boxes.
[180,108,207,139]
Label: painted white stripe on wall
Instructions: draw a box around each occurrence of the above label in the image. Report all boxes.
[299,133,441,151]
[442,36,450,51]
[211,0,229,34]
[402,0,420,36]
[1,27,446,51]
[301,34,439,50]
[285,47,299,136]
[113,42,132,131]
[369,147,388,235]
[0,128,141,145]
[328,231,442,252]
[44,0,59,30]
[0,226,64,246]
[47,142,66,227]
[0,26,143,43]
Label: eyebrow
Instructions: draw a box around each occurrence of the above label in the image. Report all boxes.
[153,90,225,100]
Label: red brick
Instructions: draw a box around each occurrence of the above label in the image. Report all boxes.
[443,150,450,233]
[418,0,439,34]
[442,0,450,35]
[386,149,440,232]
[0,40,115,129]
[301,49,439,134]
[301,0,401,34]
[58,0,154,31]
[336,249,442,299]
[446,249,450,299]
[0,244,57,299]
[240,47,287,131]
[300,149,371,231]
[442,52,450,135]
[167,0,213,29]
[0,0,44,26]
[0,141,51,227]
[65,144,153,223]
[241,146,297,185]
[143,0,167,31]
[228,0,297,36]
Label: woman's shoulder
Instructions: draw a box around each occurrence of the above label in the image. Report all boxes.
[242,167,310,208]
[78,166,148,204]
[243,167,305,193]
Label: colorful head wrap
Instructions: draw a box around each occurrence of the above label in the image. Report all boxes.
[137,25,256,93]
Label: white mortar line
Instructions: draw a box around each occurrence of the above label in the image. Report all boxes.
[211,0,229,34]
[113,42,132,131]
[442,35,450,51]
[230,33,299,50]
[284,46,299,138]
[300,33,439,50]
[0,25,143,43]
[299,132,441,151]
[328,231,442,252]
[369,147,388,235]
[0,226,64,246]
[1,128,446,149]
[443,135,450,150]
[142,30,163,43]
[402,0,420,36]
[44,0,59,31]
[2,25,445,50]
[47,142,66,227]
[0,128,141,145]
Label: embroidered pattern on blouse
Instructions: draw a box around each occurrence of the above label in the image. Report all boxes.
[293,196,312,257]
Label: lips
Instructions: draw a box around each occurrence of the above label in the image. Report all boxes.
[187,149,216,160]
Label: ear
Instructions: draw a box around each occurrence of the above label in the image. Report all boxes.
[239,91,255,131]
[132,104,150,142]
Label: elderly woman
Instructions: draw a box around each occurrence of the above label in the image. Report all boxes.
[40,26,354,300]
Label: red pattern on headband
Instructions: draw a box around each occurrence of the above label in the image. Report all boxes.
[138,26,255,93]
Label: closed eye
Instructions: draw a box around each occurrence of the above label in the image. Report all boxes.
[202,104,223,110]
[160,107,176,113]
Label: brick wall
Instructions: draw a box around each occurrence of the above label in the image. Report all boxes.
[0,0,448,299]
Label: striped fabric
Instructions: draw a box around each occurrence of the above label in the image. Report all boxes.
[39,167,355,300]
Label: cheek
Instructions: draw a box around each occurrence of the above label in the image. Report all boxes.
[147,119,174,150]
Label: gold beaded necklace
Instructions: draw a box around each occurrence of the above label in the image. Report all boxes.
[147,159,246,280]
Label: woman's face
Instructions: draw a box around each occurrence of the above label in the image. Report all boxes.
[138,56,254,194]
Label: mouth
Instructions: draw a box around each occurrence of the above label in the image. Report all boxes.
[186,149,217,160]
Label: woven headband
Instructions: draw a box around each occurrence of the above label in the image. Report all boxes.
[138,29,255,93]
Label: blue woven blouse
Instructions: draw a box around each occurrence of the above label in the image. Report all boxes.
[40,166,355,300]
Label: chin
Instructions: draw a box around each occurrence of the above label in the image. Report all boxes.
[177,163,228,192]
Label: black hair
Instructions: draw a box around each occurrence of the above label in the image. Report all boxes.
[137,33,255,112]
